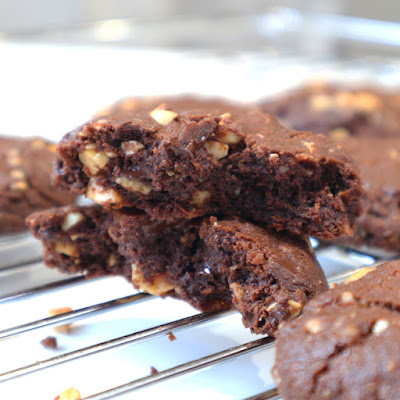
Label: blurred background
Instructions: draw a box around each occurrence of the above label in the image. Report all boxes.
[1,0,400,56]
[0,0,400,138]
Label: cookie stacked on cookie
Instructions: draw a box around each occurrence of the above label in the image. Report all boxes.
[27,97,364,335]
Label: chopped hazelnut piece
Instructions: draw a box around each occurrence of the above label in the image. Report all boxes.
[302,141,316,153]
[10,180,29,191]
[149,109,178,125]
[219,130,242,145]
[288,300,303,317]
[192,190,211,208]
[56,387,81,400]
[341,291,355,303]
[328,127,351,140]
[86,178,122,205]
[304,318,322,334]
[48,307,74,333]
[229,282,245,301]
[308,94,333,111]
[115,176,152,195]
[78,148,110,175]
[204,140,229,160]
[61,212,85,232]
[55,241,78,257]
[372,319,389,335]
[10,169,26,180]
[131,263,175,295]
[345,267,374,284]
[121,140,145,155]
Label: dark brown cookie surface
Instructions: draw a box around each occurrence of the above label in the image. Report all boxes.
[53,99,363,239]
[26,205,328,336]
[261,82,400,138]
[274,261,400,400]
[0,136,77,234]
[333,138,400,251]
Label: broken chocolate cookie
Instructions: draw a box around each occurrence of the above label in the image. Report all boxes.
[53,100,363,239]
[27,205,328,336]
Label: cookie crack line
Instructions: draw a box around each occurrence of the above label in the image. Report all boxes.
[310,323,375,397]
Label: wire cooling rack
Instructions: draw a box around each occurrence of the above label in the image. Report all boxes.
[0,233,390,400]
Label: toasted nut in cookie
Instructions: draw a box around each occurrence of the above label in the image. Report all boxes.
[86,178,122,205]
[78,148,110,175]
[372,319,389,335]
[288,300,303,317]
[149,109,178,125]
[192,190,211,208]
[131,263,175,295]
[304,318,323,334]
[115,176,152,195]
[121,140,145,155]
[204,140,229,160]
[328,127,351,140]
[61,212,85,232]
[219,130,242,145]
[55,241,78,257]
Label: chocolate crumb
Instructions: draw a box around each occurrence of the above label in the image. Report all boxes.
[41,336,57,349]
[150,366,159,375]
[168,332,176,342]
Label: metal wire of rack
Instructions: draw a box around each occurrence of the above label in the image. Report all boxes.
[0,234,390,400]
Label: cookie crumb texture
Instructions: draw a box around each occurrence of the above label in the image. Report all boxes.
[274,261,400,400]
[0,136,76,234]
[53,99,363,239]
[27,205,328,336]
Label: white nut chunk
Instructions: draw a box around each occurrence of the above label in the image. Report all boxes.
[149,109,178,125]
[192,190,211,208]
[121,140,145,155]
[204,140,229,160]
[55,241,78,257]
[56,386,81,400]
[115,176,152,195]
[48,307,74,334]
[79,148,110,175]
[304,318,323,334]
[131,263,176,296]
[219,130,242,145]
[61,212,85,232]
[86,178,122,205]
[372,319,389,335]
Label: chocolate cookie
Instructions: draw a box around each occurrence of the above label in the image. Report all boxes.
[53,100,363,239]
[261,82,400,138]
[0,136,77,234]
[333,137,400,251]
[273,261,400,399]
[26,205,328,336]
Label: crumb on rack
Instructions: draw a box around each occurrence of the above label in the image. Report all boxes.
[41,336,58,349]
[150,366,159,375]
[54,386,81,400]
[168,332,176,342]
[48,307,74,333]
